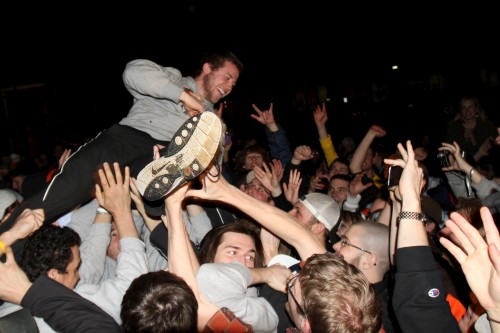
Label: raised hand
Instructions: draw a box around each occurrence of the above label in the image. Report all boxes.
[440,207,500,323]
[293,145,314,162]
[187,166,230,202]
[309,174,328,193]
[181,88,205,116]
[384,140,423,202]
[283,169,302,204]
[253,162,275,194]
[0,247,32,304]
[439,141,469,172]
[58,148,72,169]
[313,103,328,127]
[9,208,44,241]
[250,103,277,130]
[95,162,131,216]
[259,265,292,293]
[349,172,373,197]
[270,159,283,184]
[369,125,387,138]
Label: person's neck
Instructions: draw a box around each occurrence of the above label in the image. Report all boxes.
[193,76,205,96]
[462,117,477,128]
[366,268,386,285]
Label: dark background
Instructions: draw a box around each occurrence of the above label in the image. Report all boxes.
[1,2,499,160]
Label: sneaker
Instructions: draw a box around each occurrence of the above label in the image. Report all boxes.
[136,112,222,201]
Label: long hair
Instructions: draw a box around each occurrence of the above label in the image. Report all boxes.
[454,96,487,122]
[198,221,264,268]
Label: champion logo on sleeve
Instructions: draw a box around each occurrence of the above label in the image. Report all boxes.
[428,288,440,298]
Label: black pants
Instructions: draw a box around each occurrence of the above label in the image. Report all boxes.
[0,124,168,234]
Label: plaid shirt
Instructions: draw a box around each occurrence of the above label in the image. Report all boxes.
[204,307,253,333]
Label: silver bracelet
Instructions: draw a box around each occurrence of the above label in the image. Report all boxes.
[397,211,427,223]
[96,207,110,215]
[469,167,475,179]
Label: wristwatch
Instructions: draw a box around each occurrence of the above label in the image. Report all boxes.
[398,211,427,223]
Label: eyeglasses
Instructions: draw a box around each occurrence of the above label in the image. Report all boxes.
[287,275,307,317]
[340,236,372,254]
[246,184,270,195]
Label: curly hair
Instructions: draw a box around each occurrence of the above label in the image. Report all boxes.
[300,252,382,332]
[121,271,197,333]
[233,144,271,173]
[21,224,81,282]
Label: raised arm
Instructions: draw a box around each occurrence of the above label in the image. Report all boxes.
[251,103,292,166]
[0,209,43,255]
[313,102,339,166]
[385,141,426,248]
[350,125,386,174]
[440,207,500,332]
[95,162,138,240]
[163,184,219,331]
[187,170,325,260]
[129,177,161,232]
[440,141,498,199]
[385,140,459,332]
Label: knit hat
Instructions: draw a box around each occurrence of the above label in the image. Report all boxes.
[0,189,17,220]
[300,193,341,231]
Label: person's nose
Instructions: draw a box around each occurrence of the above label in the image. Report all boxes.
[332,241,341,252]
[235,254,246,266]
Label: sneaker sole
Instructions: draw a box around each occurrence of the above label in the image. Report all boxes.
[136,112,222,201]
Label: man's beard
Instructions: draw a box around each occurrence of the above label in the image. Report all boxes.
[203,75,212,102]
[203,73,219,103]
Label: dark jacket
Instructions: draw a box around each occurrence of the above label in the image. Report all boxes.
[393,246,459,333]
[21,275,121,333]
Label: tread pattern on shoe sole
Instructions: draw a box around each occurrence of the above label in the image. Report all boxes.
[136,112,222,201]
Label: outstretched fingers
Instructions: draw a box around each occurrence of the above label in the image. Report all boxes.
[439,222,467,264]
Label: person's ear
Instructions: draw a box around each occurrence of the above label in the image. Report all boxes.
[202,63,211,74]
[362,253,377,270]
[48,268,61,282]
[300,318,312,333]
[312,221,326,235]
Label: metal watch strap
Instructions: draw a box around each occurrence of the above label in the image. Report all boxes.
[96,207,110,215]
[398,211,427,222]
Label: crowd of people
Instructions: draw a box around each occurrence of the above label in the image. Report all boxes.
[1,50,500,332]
